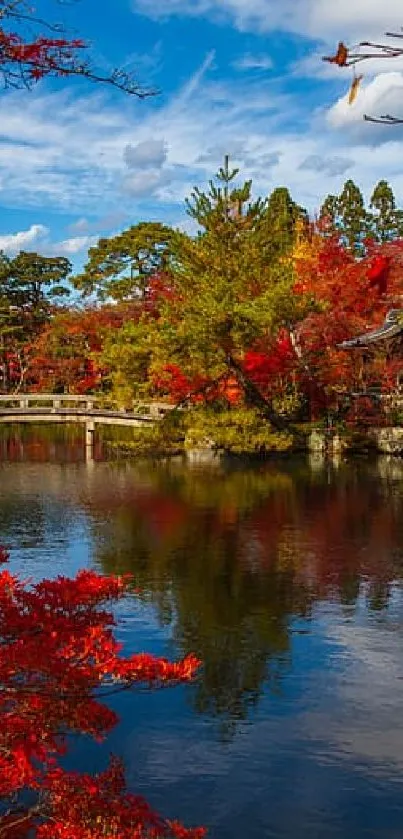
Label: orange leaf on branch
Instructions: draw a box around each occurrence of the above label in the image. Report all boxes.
[323,41,349,67]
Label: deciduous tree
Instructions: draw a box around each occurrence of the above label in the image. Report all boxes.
[28,305,133,393]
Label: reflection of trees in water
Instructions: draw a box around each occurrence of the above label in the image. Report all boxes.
[90,460,403,735]
[0,424,89,462]
[97,506,313,739]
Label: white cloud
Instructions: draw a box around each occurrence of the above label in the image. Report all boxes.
[0,224,48,254]
[124,138,167,169]
[53,235,98,256]
[327,71,403,137]
[232,53,273,71]
[0,225,97,258]
[1,44,403,232]
[123,168,171,196]
[132,0,403,42]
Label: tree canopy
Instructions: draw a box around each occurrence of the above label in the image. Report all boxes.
[100,160,309,428]
[320,179,403,252]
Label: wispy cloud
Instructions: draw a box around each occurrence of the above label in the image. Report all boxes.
[174,49,216,107]
[132,0,403,41]
[232,53,273,71]
[1,38,403,238]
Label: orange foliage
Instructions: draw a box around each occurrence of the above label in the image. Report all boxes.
[28,305,138,394]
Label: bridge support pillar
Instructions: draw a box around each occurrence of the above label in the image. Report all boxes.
[85,420,95,458]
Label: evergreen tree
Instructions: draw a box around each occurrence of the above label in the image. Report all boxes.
[102,159,308,428]
[185,154,258,229]
[369,180,403,242]
[0,251,71,392]
[337,179,370,253]
[74,222,176,301]
[262,186,308,259]
[0,251,71,315]
[319,193,339,234]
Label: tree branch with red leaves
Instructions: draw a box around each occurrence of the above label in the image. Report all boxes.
[0,0,156,96]
[0,546,204,839]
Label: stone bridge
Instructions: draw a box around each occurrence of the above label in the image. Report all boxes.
[0,394,173,454]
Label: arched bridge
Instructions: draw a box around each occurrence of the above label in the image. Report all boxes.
[0,394,173,452]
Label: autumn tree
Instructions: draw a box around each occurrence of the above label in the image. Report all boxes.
[292,232,403,416]
[28,305,135,394]
[0,545,203,838]
[0,0,154,96]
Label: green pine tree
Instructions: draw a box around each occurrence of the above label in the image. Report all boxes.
[262,186,308,259]
[369,179,403,242]
[337,179,370,254]
[74,222,177,301]
[101,159,310,429]
[319,193,339,234]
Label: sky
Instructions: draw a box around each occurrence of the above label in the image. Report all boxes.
[2,0,403,269]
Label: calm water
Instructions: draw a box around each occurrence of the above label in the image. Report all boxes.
[1,434,403,838]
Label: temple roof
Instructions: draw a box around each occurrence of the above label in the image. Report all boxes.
[338,310,403,349]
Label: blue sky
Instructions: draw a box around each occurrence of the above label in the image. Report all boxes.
[1,0,403,269]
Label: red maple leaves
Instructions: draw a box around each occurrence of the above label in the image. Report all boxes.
[0,548,204,838]
[0,27,87,87]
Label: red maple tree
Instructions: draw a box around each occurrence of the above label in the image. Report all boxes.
[28,306,133,394]
[0,546,204,838]
[292,235,403,416]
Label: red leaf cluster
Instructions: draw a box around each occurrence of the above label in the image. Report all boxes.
[0,548,203,838]
[0,27,86,83]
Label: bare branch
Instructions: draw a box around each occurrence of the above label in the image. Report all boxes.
[364,114,403,124]
[323,29,403,123]
[0,0,157,97]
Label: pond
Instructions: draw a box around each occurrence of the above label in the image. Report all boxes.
[1,430,403,838]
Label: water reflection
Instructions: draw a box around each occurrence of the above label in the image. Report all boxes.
[2,445,403,836]
[75,458,403,737]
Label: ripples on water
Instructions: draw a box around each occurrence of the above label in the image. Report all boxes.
[1,433,403,838]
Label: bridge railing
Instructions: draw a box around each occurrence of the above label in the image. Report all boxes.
[0,394,99,411]
[0,394,175,417]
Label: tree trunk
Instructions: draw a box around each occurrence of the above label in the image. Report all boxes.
[226,352,289,431]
